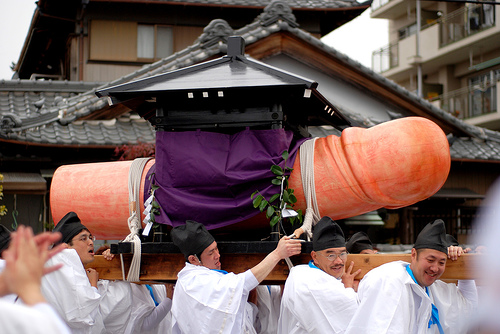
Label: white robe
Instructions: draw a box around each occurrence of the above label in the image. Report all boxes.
[142,284,173,334]
[254,285,281,334]
[41,249,105,334]
[98,280,172,334]
[171,263,259,334]
[345,261,478,334]
[245,300,259,334]
[278,264,358,334]
[0,301,71,334]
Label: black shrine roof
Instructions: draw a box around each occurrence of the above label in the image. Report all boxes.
[96,36,351,132]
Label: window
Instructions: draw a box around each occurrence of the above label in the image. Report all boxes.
[90,20,137,62]
[89,20,173,62]
[137,25,173,60]
[398,23,417,40]
[468,69,499,117]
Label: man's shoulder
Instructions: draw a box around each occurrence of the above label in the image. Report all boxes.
[289,264,337,282]
[289,264,314,276]
[178,263,218,279]
[372,260,409,271]
[48,248,81,265]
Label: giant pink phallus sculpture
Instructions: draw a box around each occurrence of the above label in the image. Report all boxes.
[50,117,450,240]
[288,116,450,220]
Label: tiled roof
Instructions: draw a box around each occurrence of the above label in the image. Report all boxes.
[0,80,154,147]
[449,136,500,161]
[1,0,500,162]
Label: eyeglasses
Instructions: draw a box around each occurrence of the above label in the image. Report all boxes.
[319,251,348,262]
[74,234,96,243]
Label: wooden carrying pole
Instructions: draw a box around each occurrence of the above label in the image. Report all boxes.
[87,253,480,284]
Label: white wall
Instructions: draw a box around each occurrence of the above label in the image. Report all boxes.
[264,54,408,122]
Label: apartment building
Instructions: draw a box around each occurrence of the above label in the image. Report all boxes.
[371,0,500,130]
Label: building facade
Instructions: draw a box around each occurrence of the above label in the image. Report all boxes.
[372,0,500,130]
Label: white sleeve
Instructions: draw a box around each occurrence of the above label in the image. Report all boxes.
[242,269,259,293]
[457,280,478,308]
[0,301,71,334]
[141,297,172,331]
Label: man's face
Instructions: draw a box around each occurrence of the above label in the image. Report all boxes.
[360,248,377,254]
[69,230,95,265]
[311,247,348,279]
[410,248,447,287]
[200,241,221,270]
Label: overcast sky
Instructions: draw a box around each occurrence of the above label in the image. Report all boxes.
[0,2,388,80]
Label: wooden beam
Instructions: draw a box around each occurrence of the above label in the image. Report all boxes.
[86,253,480,284]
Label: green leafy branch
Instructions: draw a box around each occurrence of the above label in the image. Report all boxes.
[147,173,161,229]
[251,150,303,228]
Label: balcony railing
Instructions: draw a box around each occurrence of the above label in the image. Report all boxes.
[439,4,496,47]
[372,4,496,73]
[372,43,398,73]
[427,82,498,119]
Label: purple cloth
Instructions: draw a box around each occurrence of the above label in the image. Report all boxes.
[144,128,308,230]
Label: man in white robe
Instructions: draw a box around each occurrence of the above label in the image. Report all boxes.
[43,211,173,334]
[278,216,360,334]
[100,248,174,334]
[345,219,478,334]
[170,220,302,334]
[42,212,105,334]
[98,280,173,334]
[0,225,70,334]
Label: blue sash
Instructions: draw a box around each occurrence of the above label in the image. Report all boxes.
[308,260,321,270]
[145,284,159,306]
[212,269,229,275]
[406,265,444,334]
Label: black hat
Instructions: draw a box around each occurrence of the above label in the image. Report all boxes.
[53,212,89,244]
[445,234,459,247]
[313,216,345,251]
[171,220,215,259]
[414,219,448,254]
[0,225,11,254]
[346,231,374,254]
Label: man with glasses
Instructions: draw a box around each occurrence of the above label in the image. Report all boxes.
[278,216,360,334]
[41,211,105,334]
[41,212,173,334]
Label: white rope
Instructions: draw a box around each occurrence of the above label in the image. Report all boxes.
[121,157,152,282]
[284,257,294,270]
[299,138,321,241]
[283,138,320,270]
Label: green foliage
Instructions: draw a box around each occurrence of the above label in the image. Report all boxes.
[146,173,161,224]
[251,150,303,228]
